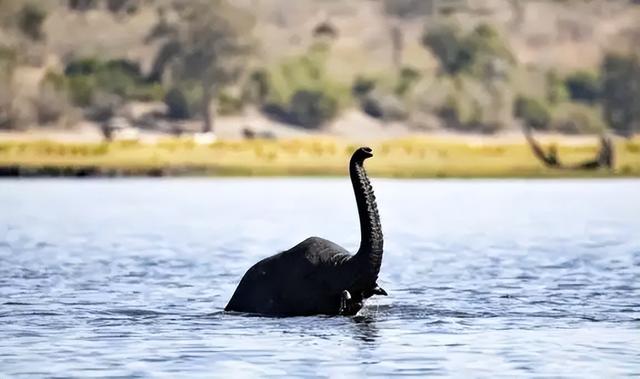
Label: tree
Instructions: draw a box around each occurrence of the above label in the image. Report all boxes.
[18,2,46,41]
[565,70,601,104]
[151,0,253,133]
[422,23,512,77]
[514,96,551,130]
[601,53,640,136]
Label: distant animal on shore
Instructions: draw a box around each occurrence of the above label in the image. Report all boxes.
[225,147,386,316]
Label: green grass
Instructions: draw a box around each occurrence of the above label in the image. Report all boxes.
[0,137,639,177]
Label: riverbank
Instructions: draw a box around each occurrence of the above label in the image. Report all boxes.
[1,135,639,178]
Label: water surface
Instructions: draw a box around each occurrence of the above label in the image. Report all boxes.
[1,179,639,378]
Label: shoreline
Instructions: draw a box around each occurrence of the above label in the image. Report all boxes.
[1,134,638,178]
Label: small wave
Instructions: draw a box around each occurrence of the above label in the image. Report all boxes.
[100,308,167,317]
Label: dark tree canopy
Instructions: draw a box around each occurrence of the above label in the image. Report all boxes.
[601,53,640,136]
[150,0,253,132]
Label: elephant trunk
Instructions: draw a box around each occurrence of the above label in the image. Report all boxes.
[350,147,383,282]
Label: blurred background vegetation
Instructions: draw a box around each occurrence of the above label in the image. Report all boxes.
[0,0,639,176]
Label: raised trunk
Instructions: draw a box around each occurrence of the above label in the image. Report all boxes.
[350,150,383,279]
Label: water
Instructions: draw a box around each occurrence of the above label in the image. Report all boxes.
[1,178,639,378]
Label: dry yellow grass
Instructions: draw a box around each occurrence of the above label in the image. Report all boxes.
[0,136,639,177]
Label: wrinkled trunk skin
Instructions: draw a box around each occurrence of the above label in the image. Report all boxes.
[350,153,383,284]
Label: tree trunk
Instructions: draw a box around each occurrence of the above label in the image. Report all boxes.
[390,22,403,71]
[202,79,214,133]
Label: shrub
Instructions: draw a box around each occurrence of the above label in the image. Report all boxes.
[86,92,122,122]
[437,94,486,131]
[550,102,606,134]
[361,91,407,121]
[546,70,569,105]
[514,96,551,129]
[18,3,46,41]
[217,91,244,116]
[64,58,163,105]
[67,75,96,107]
[68,0,99,11]
[422,23,468,74]
[243,69,270,105]
[422,23,512,77]
[395,67,421,96]
[601,53,640,136]
[287,89,338,129]
[0,47,17,78]
[352,76,376,97]
[64,58,102,76]
[106,0,138,14]
[0,48,17,129]
[411,75,505,133]
[33,83,69,125]
[0,85,16,129]
[260,49,348,128]
[164,85,202,119]
[565,70,601,103]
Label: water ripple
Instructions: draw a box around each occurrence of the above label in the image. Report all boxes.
[0,178,639,378]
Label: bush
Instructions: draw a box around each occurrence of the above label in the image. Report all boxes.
[64,58,101,76]
[0,85,16,129]
[287,89,338,129]
[565,71,600,103]
[361,90,407,121]
[514,96,551,129]
[106,0,138,14]
[601,53,640,136]
[352,76,376,97]
[217,91,244,116]
[86,92,122,122]
[395,67,421,96]
[422,23,512,77]
[243,69,270,105]
[410,75,505,133]
[32,83,69,125]
[164,85,202,119]
[0,47,17,78]
[437,94,487,131]
[422,23,468,74]
[546,70,569,105]
[260,49,348,128]
[67,75,96,107]
[0,48,17,129]
[64,58,163,106]
[384,0,432,19]
[18,3,46,41]
[68,0,99,11]
[550,102,606,134]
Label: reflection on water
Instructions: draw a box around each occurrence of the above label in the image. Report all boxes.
[1,178,639,377]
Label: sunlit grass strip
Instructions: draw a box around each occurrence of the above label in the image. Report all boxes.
[0,137,639,177]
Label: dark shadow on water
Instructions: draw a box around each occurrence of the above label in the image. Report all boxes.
[351,314,379,345]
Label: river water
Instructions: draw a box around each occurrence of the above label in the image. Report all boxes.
[1,178,639,378]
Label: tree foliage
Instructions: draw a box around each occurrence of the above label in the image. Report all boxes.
[601,53,640,136]
[259,46,348,129]
[18,2,46,41]
[152,0,253,132]
[514,96,551,130]
[565,70,601,104]
[422,23,513,77]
